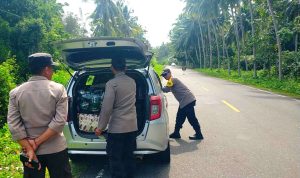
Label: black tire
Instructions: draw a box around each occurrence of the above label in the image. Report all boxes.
[68,154,84,163]
[155,142,171,164]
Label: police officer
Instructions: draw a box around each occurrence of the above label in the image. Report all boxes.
[7,53,72,178]
[161,68,204,140]
[95,57,137,178]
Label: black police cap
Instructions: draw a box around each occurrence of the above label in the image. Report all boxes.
[161,68,171,76]
[28,53,58,68]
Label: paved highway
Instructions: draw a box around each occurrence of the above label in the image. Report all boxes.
[80,66,300,178]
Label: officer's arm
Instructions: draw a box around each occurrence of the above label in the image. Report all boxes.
[34,129,57,148]
[36,85,68,147]
[162,86,171,93]
[98,81,115,131]
[7,91,28,141]
[7,91,38,159]
[162,78,174,93]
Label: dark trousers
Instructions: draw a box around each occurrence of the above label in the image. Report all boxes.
[23,149,72,178]
[106,131,137,178]
[175,101,202,134]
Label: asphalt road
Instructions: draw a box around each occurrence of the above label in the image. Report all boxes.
[79,66,300,178]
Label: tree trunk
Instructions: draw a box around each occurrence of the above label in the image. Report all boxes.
[197,34,202,68]
[211,20,220,69]
[295,33,298,52]
[216,20,226,66]
[227,55,231,75]
[195,47,200,68]
[225,41,230,75]
[199,21,207,68]
[207,22,213,69]
[267,0,282,80]
[185,50,188,67]
[219,10,230,75]
[249,0,257,78]
[237,2,248,71]
[231,5,241,76]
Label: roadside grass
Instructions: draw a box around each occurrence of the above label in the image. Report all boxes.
[0,125,23,178]
[195,68,300,99]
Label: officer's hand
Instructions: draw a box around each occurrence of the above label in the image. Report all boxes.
[95,128,103,136]
[27,139,38,151]
[25,149,41,170]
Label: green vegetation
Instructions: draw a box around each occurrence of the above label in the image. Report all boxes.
[0,58,17,127]
[169,0,300,82]
[52,69,72,87]
[151,57,165,75]
[196,69,300,98]
[0,125,23,178]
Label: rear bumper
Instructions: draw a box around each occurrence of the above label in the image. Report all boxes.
[63,118,169,155]
[68,149,160,155]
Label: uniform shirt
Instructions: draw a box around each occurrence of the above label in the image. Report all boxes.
[97,72,137,133]
[7,76,68,155]
[162,77,196,108]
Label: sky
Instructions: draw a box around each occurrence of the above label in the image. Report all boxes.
[57,0,185,47]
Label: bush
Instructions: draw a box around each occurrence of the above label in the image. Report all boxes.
[257,69,269,78]
[52,68,72,87]
[0,58,17,128]
[281,51,300,79]
[0,124,23,178]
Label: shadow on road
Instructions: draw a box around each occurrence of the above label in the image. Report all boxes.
[75,155,170,178]
[170,139,202,155]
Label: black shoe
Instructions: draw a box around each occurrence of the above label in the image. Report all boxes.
[189,134,203,140]
[169,132,181,139]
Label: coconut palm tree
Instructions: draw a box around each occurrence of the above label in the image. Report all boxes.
[248,0,257,77]
[185,0,207,68]
[219,0,231,75]
[230,3,242,76]
[170,14,196,66]
[266,0,283,80]
[211,19,221,69]
[91,0,123,37]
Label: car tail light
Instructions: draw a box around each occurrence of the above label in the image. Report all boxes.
[150,95,162,121]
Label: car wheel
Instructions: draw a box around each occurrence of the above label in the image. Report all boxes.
[69,154,84,163]
[154,142,171,164]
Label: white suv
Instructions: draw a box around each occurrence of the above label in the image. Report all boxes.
[57,37,170,163]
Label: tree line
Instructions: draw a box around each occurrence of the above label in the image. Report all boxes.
[169,0,300,80]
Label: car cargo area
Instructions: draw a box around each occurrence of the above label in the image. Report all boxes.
[69,70,149,138]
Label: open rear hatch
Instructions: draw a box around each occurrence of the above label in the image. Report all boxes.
[55,38,152,139]
[55,37,152,71]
